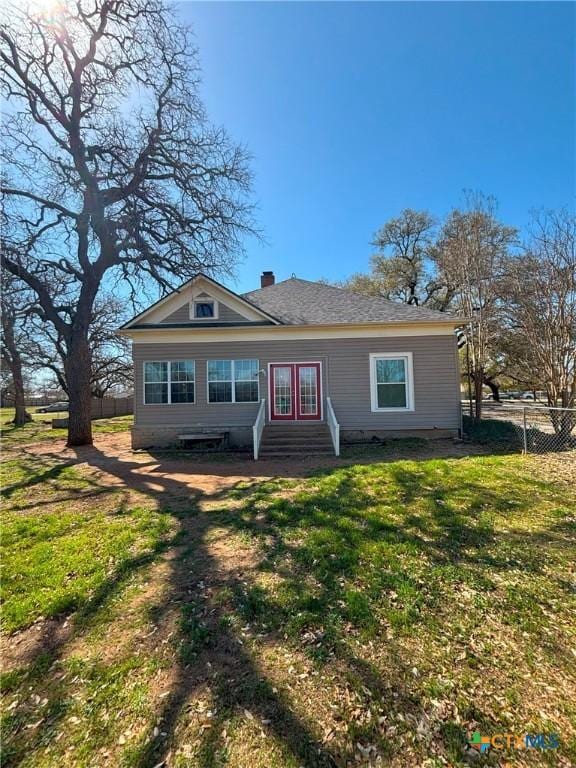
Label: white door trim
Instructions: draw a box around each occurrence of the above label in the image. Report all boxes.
[267,361,323,422]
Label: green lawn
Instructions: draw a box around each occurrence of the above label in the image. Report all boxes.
[1,432,575,767]
[0,407,133,447]
[1,457,175,634]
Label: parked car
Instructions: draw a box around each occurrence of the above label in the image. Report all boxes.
[37,401,69,413]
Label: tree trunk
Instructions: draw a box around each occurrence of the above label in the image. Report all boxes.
[1,308,32,426]
[485,378,500,402]
[9,331,32,426]
[473,369,484,422]
[64,334,93,446]
[12,371,32,426]
[465,344,473,418]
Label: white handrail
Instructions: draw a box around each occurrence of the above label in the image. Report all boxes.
[252,398,266,460]
[326,396,340,457]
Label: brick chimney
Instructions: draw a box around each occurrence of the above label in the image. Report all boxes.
[260,270,275,288]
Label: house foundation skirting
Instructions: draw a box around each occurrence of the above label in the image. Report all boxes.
[132,425,458,450]
[340,428,458,443]
[131,425,253,450]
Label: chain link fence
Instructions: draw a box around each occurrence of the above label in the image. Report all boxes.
[521,405,576,454]
[463,403,576,455]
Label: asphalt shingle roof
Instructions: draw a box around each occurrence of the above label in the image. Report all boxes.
[242,278,458,326]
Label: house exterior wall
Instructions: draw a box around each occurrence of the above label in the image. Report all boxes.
[131,334,461,448]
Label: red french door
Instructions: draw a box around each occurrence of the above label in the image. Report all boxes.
[269,363,321,421]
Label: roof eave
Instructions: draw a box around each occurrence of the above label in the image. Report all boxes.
[118,317,463,336]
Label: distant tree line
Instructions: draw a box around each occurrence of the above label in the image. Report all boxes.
[341,194,575,427]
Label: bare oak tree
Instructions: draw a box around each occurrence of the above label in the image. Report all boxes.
[1,0,254,445]
[503,210,576,439]
[435,195,517,420]
[344,209,455,311]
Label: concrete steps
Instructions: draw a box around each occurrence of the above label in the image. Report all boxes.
[259,423,335,458]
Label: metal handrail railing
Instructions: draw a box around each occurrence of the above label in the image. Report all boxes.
[252,398,266,460]
[326,396,340,457]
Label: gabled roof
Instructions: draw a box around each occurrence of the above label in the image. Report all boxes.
[119,274,460,333]
[243,278,459,326]
[120,273,282,330]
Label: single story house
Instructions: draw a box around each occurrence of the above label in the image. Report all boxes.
[119,272,462,458]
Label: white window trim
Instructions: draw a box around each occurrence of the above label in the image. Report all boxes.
[207,359,260,404]
[143,360,196,405]
[190,297,219,321]
[369,352,415,412]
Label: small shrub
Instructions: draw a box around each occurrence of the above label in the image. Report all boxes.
[463,415,521,449]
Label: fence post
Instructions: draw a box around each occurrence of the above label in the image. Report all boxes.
[522,407,528,454]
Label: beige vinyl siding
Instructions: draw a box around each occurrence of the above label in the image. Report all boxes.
[218,304,256,322]
[161,301,251,324]
[133,335,460,431]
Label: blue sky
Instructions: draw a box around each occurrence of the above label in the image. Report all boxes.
[179,1,575,294]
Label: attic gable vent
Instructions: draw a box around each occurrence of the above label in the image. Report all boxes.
[191,297,218,320]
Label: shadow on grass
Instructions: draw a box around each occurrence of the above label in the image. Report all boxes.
[0,419,63,445]
[0,413,133,449]
[2,443,574,767]
[2,458,78,499]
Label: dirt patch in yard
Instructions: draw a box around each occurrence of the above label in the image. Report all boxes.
[2,617,74,671]
[530,451,576,485]
[8,430,489,502]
